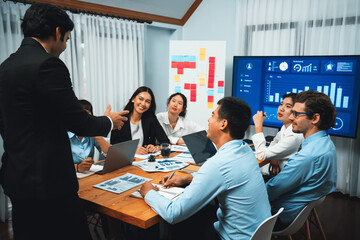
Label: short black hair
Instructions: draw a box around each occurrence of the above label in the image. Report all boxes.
[79,99,93,115]
[295,90,337,130]
[282,93,297,105]
[167,93,187,117]
[217,97,251,139]
[21,3,74,41]
[124,86,156,118]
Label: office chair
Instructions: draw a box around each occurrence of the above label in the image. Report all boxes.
[272,196,327,240]
[250,207,284,240]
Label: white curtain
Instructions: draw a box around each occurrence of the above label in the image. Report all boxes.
[0,0,28,223]
[236,0,360,197]
[62,13,145,115]
[0,0,145,221]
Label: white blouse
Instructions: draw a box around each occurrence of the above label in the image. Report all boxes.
[252,124,304,169]
[156,111,205,145]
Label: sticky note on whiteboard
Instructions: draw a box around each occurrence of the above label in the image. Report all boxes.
[207,102,214,108]
[174,75,180,82]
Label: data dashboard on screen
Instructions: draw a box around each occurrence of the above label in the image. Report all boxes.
[232,56,360,138]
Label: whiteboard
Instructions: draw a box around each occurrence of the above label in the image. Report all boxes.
[169,41,226,127]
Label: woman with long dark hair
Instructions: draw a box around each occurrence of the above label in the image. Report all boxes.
[110,86,169,154]
[157,92,205,145]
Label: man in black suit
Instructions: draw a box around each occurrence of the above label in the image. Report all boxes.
[0,3,128,239]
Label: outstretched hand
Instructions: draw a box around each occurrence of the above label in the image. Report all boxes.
[104,104,129,130]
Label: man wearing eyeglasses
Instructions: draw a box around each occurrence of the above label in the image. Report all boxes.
[266,90,337,230]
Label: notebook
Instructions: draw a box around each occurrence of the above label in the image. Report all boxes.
[182,130,217,166]
[95,139,139,175]
[130,184,184,200]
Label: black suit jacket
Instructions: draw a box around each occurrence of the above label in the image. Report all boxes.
[110,114,169,146]
[0,38,111,200]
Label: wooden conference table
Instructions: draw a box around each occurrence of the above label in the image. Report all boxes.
[78,153,268,229]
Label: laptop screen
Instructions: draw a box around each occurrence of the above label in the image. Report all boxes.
[182,130,217,165]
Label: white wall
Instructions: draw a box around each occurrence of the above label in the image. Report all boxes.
[182,0,237,97]
[144,0,238,114]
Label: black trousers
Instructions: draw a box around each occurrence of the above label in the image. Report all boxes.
[10,193,92,240]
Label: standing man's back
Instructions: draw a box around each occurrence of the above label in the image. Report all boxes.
[0,3,127,239]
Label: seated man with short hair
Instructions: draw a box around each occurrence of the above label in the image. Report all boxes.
[140,97,271,240]
[266,90,337,230]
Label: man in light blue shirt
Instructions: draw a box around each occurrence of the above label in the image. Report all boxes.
[140,97,271,240]
[267,90,337,229]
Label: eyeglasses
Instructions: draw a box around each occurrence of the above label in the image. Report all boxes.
[290,110,313,118]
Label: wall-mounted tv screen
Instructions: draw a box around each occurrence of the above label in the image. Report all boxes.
[232,56,360,138]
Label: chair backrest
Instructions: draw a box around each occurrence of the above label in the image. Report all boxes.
[272,196,326,236]
[250,207,284,240]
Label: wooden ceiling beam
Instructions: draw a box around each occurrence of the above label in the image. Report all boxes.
[23,0,202,26]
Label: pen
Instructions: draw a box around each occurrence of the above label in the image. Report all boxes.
[163,170,176,188]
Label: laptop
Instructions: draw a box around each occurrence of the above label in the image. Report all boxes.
[95,139,139,175]
[182,130,217,166]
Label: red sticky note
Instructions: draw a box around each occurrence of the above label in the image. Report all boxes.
[184,62,190,68]
[209,63,215,70]
[189,62,196,68]
[208,96,214,102]
[190,95,196,102]
[184,83,191,90]
[178,68,183,74]
[171,62,178,68]
[208,82,214,88]
[177,62,184,68]
[218,81,224,87]
[191,84,197,90]
[209,57,215,63]
[209,69,215,76]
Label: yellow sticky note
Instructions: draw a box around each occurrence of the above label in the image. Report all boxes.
[199,78,205,85]
[200,48,206,54]
[200,54,206,61]
[208,102,214,109]
[174,75,180,82]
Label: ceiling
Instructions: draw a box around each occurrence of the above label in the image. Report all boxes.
[30,0,203,25]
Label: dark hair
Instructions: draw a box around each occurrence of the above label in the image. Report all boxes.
[167,93,188,117]
[79,99,93,115]
[295,90,337,130]
[21,3,74,41]
[282,93,297,105]
[217,97,251,139]
[124,86,156,118]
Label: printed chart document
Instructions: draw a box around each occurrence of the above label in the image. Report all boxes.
[131,184,185,200]
[170,145,189,152]
[76,164,103,179]
[171,152,195,164]
[133,159,189,172]
[93,173,151,194]
[135,152,160,159]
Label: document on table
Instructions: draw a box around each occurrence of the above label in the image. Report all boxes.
[93,173,152,194]
[135,152,160,159]
[171,152,195,164]
[170,145,189,152]
[76,164,103,179]
[133,159,189,172]
[131,184,184,200]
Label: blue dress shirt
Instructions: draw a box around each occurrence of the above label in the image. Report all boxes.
[145,139,271,240]
[68,132,102,164]
[266,130,337,226]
